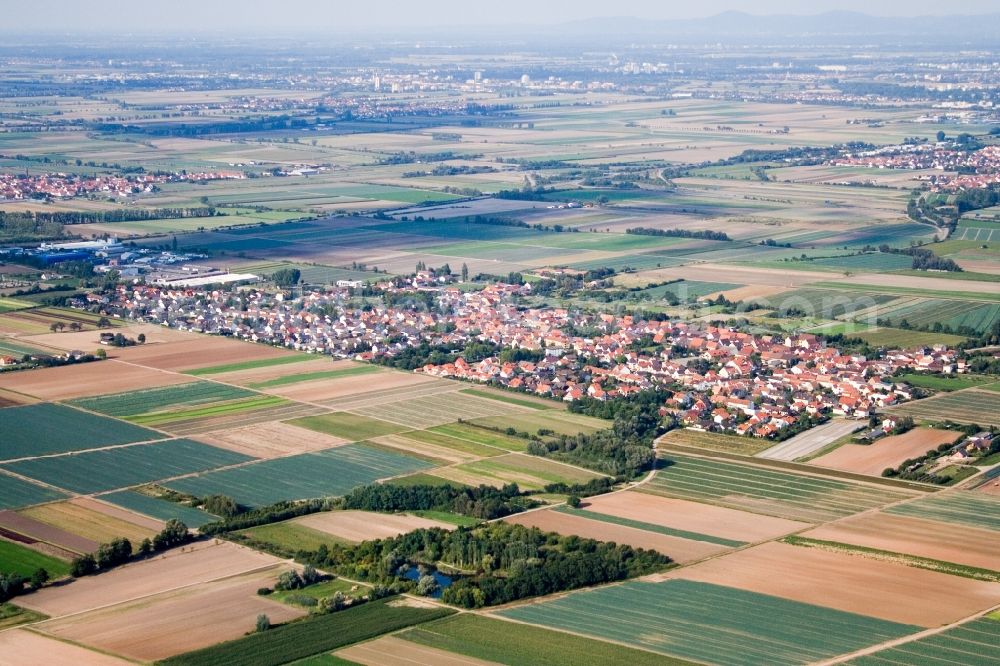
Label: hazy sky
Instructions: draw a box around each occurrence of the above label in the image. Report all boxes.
[7,0,999,32]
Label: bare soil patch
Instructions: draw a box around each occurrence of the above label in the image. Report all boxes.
[583,491,808,542]
[372,433,478,465]
[18,324,187,353]
[629,263,834,288]
[505,507,726,563]
[114,337,293,371]
[16,540,282,617]
[0,629,134,666]
[37,568,304,662]
[297,510,452,543]
[0,359,188,401]
[811,428,960,476]
[667,541,1000,626]
[267,370,439,403]
[337,635,500,666]
[802,512,1000,571]
[208,358,353,385]
[198,420,349,459]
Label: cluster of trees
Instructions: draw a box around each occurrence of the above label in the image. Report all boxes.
[0,570,49,603]
[403,165,496,178]
[310,523,670,609]
[374,340,503,372]
[626,227,730,241]
[340,482,537,520]
[879,244,962,272]
[70,520,191,577]
[270,268,302,287]
[4,207,217,226]
[0,213,64,242]
[200,499,327,537]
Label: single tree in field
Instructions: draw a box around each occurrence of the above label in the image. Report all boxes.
[255,614,271,632]
[461,263,469,282]
[30,568,49,589]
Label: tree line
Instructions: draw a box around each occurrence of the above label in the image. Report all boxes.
[626,226,730,241]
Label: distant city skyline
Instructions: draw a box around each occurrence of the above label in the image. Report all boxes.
[6,0,1000,33]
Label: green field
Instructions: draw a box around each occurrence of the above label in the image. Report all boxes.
[159,598,454,666]
[874,299,1000,335]
[639,280,741,302]
[890,388,1000,427]
[125,395,289,428]
[809,252,913,272]
[400,429,505,458]
[426,422,529,451]
[273,578,369,608]
[855,327,968,348]
[642,454,914,522]
[2,439,251,494]
[497,580,920,666]
[0,539,72,578]
[848,615,1000,666]
[184,354,311,376]
[0,473,68,510]
[898,373,999,392]
[402,613,691,666]
[0,403,165,460]
[247,365,380,389]
[659,428,774,456]
[238,521,350,553]
[166,443,432,507]
[556,506,746,548]
[98,490,219,528]
[0,603,47,631]
[290,412,408,441]
[71,381,256,418]
[458,388,555,410]
[354,391,526,430]
[885,491,1000,532]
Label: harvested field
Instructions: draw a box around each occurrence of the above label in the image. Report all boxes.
[354,392,532,429]
[628,262,834,288]
[811,428,961,476]
[580,491,808,543]
[471,410,608,437]
[98,491,218,528]
[0,628,134,666]
[297,510,453,542]
[0,359,188,401]
[505,507,729,562]
[237,521,350,552]
[20,501,156,550]
[267,370,445,404]
[114,336,295,372]
[37,568,305,662]
[156,400,325,437]
[16,324,184,353]
[203,358,350,386]
[802,512,1000,572]
[885,490,1000,531]
[166,443,432,507]
[643,454,915,523]
[890,388,1000,427]
[398,430,505,459]
[665,541,1000,627]
[3,438,252,494]
[1,508,98,554]
[183,353,313,377]
[0,403,164,461]
[70,496,165,531]
[757,419,864,461]
[16,540,282,617]
[336,635,500,666]
[497,579,919,666]
[198,420,350,459]
[371,433,487,464]
[431,453,602,491]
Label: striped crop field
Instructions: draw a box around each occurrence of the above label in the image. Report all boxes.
[70,381,256,418]
[554,506,746,547]
[885,491,1000,532]
[497,580,920,666]
[98,490,220,528]
[0,403,164,461]
[352,391,530,429]
[1,439,252,494]
[165,443,433,507]
[847,615,1000,665]
[641,454,915,522]
[0,472,68,510]
[889,389,1000,427]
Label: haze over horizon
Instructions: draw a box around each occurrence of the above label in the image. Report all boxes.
[6,0,1000,33]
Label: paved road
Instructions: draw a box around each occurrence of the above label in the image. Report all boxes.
[756,418,863,462]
